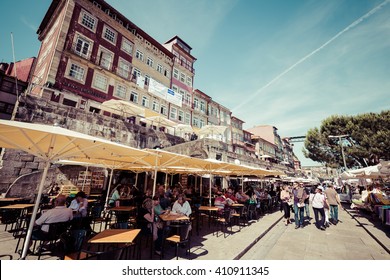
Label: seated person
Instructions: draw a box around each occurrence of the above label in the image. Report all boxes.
[27,195,73,253]
[172,194,192,216]
[225,188,238,203]
[153,195,165,215]
[137,198,163,255]
[214,191,227,213]
[108,185,124,207]
[235,189,249,204]
[68,191,88,218]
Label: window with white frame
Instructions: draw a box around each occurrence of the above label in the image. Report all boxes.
[146,57,153,67]
[102,25,117,44]
[157,64,163,73]
[115,83,127,99]
[164,68,170,78]
[93,73,108,92]
[186,76,192,87]
[193,97,199,110]
[135,50,143,61]
[141,96,149,107]
[152,100,159,112]
[178,110,184,122]
[200,119,205,128]
[160,105,167,115]
[74,35,92,59]
[200,100,206,113]
[80,10,97,32]
[132,68,141,80]
[68,63,85,82]
[173,68,179,79]
[117,58,131,79]
[170,107,177,119]
[185,113,191,125]
[172,85,178,93]
[180,73,186,83]
[144,75,150,86]
[130,91,138,103]
[121,38,133,55]
[193,117,199,128]
[97,47,113,70]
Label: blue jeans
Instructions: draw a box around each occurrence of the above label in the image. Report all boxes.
[329,205,339,222]
[293,204,304,226]
[304,203,310,218]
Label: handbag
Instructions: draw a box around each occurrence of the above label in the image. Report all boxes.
[297,202,305,208]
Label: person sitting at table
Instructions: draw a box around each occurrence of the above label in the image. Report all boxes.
[214,191,227,214]
[137,198,163,255]
[235,189,250,204]
[108,185,124,207]
[68,191,88,218]
[25,195,73,254]
[171,194,192,217]
[225,187,238,203]
[153,195,165,215]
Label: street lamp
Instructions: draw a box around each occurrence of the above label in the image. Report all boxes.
[328,134,348,170]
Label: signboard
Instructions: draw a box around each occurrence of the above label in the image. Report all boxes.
[166,88,182,107]
[148,78,167,99]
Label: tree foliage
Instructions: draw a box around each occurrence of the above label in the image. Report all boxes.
[303,110,390,169]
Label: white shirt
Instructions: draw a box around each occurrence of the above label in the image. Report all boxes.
[35,206,73,232]
[172,201,192,216]
[311,192,326,208]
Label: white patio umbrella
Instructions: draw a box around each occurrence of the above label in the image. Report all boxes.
[144,115,177,128]
[0,119,153,259]
[175,124,194,137]
[197,125,227,138]
[100,99,145,118]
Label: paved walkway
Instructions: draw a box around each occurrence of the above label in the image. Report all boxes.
[0,205,388,260]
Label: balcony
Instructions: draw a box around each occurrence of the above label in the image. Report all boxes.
[174,57,195,73]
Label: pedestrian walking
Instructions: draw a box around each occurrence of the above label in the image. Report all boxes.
[310,186,328,230]
[304,186,311,220]
[292,183,307,229]
[324,184,342,224]
[280,185,292,226]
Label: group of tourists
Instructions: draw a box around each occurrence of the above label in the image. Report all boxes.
[280,183,342,230]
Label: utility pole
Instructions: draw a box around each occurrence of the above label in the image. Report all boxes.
[328,134,348,170]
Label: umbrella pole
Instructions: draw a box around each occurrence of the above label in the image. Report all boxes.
[209,173,212,206]
[82,166,89,191]
[104,169,114,210]
[152,156,158,197]
[241,175,244,193]
[200,176,203,196]
[21,161,50,260]
[164,173,168,190]
[135,173,138,188]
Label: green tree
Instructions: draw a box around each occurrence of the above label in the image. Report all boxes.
[303,110,390,169]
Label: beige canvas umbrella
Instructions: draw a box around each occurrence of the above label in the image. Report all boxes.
[144,115,177,128]
[0,119,153,259]
[100,99,145,118]
[197,124,227,138]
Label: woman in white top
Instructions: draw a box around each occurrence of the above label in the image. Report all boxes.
[172,194,192,216]
[310,186,327,230]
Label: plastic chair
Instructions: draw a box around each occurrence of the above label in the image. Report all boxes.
[164,221,191,259]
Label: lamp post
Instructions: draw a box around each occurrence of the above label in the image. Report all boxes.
[328,134,348,170]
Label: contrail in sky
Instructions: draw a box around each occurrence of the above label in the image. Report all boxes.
[232,0,389,112]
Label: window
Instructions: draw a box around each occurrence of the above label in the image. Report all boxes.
[178,110,184,122]
[68,63,85,81]
[193,97,199,110]
[115,84,127,99]
[130,92,138,103]
[186,76,192,87]
[164,68,170,78]
[117,58,131,79]
[93,73,108,92]
[121,38,133,55]
[200,119,205,128]
[200,101,206,113]
[97,47,113,70]
[146,57,153,67]
[132,68,141,80]
[172,85,178,93]
[103,25,117,44]
[152,100,159,112]
[74,35,92,59]
[141,96,149,107]
[180,73,186,83]
[144,75,150,86]
[160,105,167,115]
[80,10,97,32]
[157,64,163,73]
[170,107,177,119]
[135,50,143,61]
[173,68,179,79]
[193,117,199,128]
[185,113,191,125]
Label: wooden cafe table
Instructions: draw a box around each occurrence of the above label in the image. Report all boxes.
[198,205,219,230]
[0,203,35,231]
[159,212,189,223]
[87,228,141,259]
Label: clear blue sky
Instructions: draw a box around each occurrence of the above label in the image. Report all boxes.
[1,0,389,167]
